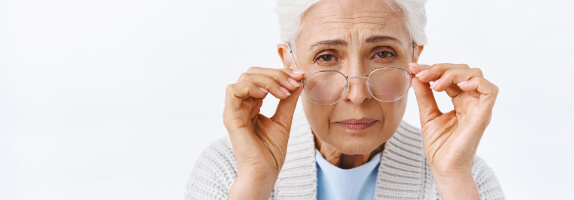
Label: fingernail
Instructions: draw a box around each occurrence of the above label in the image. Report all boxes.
[292,69,305,74]
[288,78,300,87]
[417,69,429,77]
[258,87,268,93]
[408,63,420,68]
[280,86,291,96]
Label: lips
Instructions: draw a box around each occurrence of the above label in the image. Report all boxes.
[335,118,378,131]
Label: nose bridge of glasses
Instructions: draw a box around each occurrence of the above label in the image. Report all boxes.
[346,75,371,94]
[348,76,368,80]
[344,74,373,104]
[347,75,370,88]
[347,75,369,86]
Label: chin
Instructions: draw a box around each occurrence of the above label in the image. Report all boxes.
[333,134,387,155]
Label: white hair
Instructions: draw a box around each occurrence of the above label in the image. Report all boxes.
[275,0,428,50]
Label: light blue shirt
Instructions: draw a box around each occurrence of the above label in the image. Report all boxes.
[316,150,381,200]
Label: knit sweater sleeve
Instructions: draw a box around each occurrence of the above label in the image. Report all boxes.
[472,156,505,200]
[184,137,238,200]
[425,156,505,200]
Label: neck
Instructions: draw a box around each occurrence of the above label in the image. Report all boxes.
[314,134,385,169]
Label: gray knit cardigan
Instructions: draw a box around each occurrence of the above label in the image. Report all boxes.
[184,110,504,199]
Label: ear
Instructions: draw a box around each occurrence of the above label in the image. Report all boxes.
[414,45,424,63]
[277,43,295,69]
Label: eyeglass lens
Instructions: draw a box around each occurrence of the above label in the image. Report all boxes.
[304,67,411,106]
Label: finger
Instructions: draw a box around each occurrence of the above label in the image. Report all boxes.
[408,63,440,75]
[430,68,483,97]
[238,73,293,99]
[408,63,425,74]
[444,85,463,98]
[455,77,499,146]
[279,68,306,80]
[223,83,268,140]
[239,71,300,92]
[413,63,471,83]
[271,86,303,130]
[431,68,483,91]
[250,99,263,119]
[246,67,305,89]
[457,77,499,99]
[411,77,442,125]
[225,82,269,110]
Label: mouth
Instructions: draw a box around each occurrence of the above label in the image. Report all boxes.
[334,118,378,131]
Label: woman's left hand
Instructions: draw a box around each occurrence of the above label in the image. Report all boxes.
[408,63,498,199]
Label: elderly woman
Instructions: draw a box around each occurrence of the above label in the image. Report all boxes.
[185,0,503,199]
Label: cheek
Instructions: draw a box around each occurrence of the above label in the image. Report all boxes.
[301,96,334,136]
[379,93,408,124]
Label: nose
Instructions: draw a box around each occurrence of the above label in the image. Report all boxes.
[344,76,372,105]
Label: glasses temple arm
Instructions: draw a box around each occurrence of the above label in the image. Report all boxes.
[287,44,299,70]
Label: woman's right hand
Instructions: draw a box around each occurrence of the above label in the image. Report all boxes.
[223,66,305,199]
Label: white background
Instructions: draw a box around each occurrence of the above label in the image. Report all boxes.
[1,0,573,199]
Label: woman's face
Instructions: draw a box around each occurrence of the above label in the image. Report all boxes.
[294,0,415,154]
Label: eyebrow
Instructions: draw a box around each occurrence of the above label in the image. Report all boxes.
[365,35,402,45]
[308,35,402,51]
[308,39,347,51]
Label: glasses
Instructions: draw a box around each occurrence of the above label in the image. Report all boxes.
[288,44,415,106]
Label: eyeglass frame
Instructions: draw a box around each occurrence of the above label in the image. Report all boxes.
[287,42,417,106]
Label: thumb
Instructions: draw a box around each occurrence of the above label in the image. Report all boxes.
[412,77,442,125]
[271,86,303,129]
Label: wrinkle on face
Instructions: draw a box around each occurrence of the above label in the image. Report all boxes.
[296,0,411,168]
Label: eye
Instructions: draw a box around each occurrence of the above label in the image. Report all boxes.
[375,51,396,59]
[315,54,336,62]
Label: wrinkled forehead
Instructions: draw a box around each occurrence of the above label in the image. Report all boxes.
[296,0,409,50]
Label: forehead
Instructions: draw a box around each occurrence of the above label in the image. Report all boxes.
[296,0,409,47]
